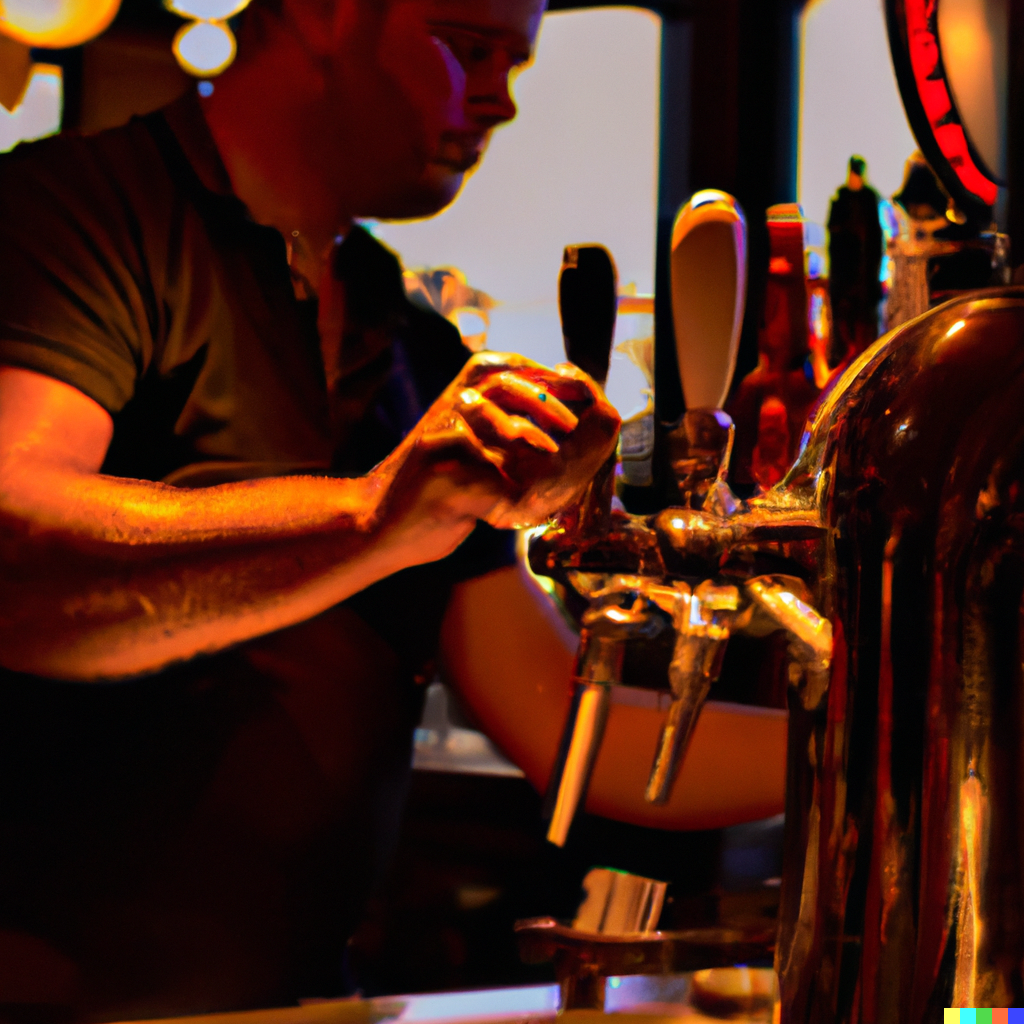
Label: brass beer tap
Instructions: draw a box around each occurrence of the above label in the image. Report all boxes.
[538,195,834,847]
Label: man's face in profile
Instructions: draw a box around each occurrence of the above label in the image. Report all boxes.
[370,0,546,219]
[245,0,545,227]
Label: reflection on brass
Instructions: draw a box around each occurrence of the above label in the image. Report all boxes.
[515,915,775,1013]
[766,290,1024,1019]
[537,287,1024,1016]
[533,485,832,837]
[646,581,739,804]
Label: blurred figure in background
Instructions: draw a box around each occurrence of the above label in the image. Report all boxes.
[827,155,883,367]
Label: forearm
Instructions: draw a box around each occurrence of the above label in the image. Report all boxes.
[442,564,787,831]
[0,467,400,679]
[0,353,620,682]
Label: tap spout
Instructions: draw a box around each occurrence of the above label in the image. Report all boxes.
[645,581,741,804]
[546,583,669,846]
[744,574,832,710]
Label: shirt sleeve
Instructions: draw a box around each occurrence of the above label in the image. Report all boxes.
[0,131,157,413]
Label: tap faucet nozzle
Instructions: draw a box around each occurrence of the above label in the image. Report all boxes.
[545,582,669,846]
[645,581,741,804]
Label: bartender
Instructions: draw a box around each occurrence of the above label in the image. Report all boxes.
[0,0,785,1017]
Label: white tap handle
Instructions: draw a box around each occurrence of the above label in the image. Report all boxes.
[670,190,747,412]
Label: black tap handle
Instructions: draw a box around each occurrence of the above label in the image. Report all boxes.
[559,244,618,388]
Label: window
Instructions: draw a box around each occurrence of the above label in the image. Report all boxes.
[798,0,917,229]
[0,64,62,154]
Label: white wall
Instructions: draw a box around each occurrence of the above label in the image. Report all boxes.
[372,7,662,419]
[0,65,62,153]
[798,0,917,230]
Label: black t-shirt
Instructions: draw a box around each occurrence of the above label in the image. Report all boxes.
[0,93,515,1019]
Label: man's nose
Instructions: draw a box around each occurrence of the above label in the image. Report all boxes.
[468,62,518,127]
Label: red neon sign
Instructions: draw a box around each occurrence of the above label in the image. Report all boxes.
[904,0,998,207]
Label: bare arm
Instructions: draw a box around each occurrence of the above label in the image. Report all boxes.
[441,563,787,831]
[0,356,619,681]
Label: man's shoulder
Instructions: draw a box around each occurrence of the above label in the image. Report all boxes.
[0,113,176,212]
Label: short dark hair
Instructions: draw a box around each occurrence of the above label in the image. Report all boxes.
[849,155,867,177]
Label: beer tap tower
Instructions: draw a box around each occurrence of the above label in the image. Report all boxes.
[519,196,831,1012]
[526,187,1024,1017]
[536,193,831,851]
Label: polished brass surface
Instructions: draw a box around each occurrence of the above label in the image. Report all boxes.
[531,499,830,839]
[773,289,1024,1018]
[515,917,775,1012]
[545,577,670,846]
[646,580,739,804]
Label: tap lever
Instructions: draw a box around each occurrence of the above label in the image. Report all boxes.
[670,192,747,413]
[559,244,618,389]
[744,574,832,709]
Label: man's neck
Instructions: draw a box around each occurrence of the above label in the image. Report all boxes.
[199,56,353,292]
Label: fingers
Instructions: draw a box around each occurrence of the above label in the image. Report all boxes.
[393,353,623,531]
[433,356,623,476]
[470,374,578,434]
[455,388,560,453]
[460,353,601,407]
[416,412,510,477]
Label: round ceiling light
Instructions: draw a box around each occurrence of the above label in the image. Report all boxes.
[165,0,251,20]
[166,0,253,77]
[173,18,237,77]
[0,0,122,48]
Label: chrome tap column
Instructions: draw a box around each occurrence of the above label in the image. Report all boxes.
[537,194,833,845]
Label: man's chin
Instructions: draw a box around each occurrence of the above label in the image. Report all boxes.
[372,165,467,221]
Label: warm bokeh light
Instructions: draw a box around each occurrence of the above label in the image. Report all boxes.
[166,0,251,19]
[937,0,1007,182]
[172,18,236,78]
[167,0,253,77]
[0,0,121,48]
